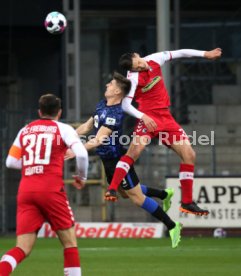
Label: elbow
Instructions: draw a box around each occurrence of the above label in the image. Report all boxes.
[5,156,14,168]
[76,148,88,160]
[6,158,11,168]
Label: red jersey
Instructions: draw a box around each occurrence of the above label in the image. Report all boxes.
[127,51,172,113]
[9,119,81,192]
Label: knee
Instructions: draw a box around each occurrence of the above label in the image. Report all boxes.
[127,146,144,161]
[118,189,129,199]
[62,238,77,248]
[120,193,129,199]
[57,227,77,248]
[189,148,196,163]
[129,194,144,207]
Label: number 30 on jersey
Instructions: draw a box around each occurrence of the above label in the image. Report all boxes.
[22,133,53,166]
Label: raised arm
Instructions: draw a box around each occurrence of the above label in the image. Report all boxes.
[76,117,94,136]
[170,48,222,60]
[85,126,112,151]
[146,48,222,66]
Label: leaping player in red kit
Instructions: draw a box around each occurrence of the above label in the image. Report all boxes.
[0,94,88,276]
[105,48,222,216]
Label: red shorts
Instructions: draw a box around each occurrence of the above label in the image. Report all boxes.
[16,192,75,235]
[134,109,188,146]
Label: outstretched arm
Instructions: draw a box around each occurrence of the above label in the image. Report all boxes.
[146,48,222,66]
[203,48,222,60]
[170,48,222,60]
[85,126,112,151]
[65,123,114,159]
[76,117,94,136]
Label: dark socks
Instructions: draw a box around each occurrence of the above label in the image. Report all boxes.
[152,206,176,230]
[141,184,168,200]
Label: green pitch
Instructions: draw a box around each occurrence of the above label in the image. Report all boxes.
[0,237,240,276]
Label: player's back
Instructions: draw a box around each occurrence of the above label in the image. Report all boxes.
[19,119,68,192]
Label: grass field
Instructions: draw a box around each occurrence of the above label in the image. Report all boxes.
[0,237,241,276]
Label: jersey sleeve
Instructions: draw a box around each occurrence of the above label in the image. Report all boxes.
[145,51,172,66]
[6,128,24,169]
[57,122,89,180]
[8,128,23,158]
[170,49,205,59]
[121,71,144,119]
[58,122,82,148]
[126,71,138,99]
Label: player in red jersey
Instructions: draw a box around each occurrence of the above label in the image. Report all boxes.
[0,94,88,276]
[105,48,222,216]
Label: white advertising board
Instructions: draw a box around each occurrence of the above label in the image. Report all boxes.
[38,222,164,238]
[166,177,241,228]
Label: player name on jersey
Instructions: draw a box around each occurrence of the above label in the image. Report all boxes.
[25,165,44,176]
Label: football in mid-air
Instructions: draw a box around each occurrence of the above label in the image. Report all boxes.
[44,11,67,34]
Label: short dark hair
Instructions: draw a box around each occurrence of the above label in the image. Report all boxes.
[119,52,135,71]
[39,94,61,117]
[113,72,131,96]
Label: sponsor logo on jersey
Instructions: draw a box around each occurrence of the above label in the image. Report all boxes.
[106,117,116,126]
[141,76,162,93]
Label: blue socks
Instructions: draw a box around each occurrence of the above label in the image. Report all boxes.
[141,197,158,213]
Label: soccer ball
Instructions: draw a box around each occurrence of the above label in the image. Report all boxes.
[44,11,67,34]
[213,228,227,238]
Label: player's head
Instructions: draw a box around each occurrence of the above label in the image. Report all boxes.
[119,52,149,72]
[105,72,131,99]
[38,94,62,119]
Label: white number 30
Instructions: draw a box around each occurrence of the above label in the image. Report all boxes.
[22,133,53,166]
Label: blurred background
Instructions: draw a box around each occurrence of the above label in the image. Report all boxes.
[1,0,241,233]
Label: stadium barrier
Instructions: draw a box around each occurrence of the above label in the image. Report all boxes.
[166,177,241,230]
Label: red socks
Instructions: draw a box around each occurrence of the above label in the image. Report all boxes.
[64,247,81,276]
[179,163,194,204]
[0,246,81,276]
[108,155,134,191]
[0,247,25,276]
